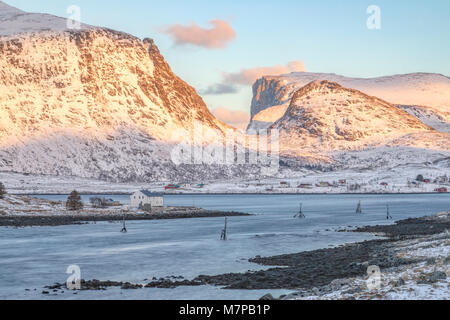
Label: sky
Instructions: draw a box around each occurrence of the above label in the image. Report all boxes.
[5,0,450,128]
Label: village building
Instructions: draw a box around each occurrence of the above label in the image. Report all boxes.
[130,190,164,208]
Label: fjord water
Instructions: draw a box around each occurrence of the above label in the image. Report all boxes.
[0,194,448,300]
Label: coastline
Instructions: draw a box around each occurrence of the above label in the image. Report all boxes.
[43,212,449,299]
[15,191,450,196]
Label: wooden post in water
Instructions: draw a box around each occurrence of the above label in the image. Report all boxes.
[220,217,228,240]
[121,207,128,233]
[386,204,392,220]
[294,203,306,218]
[356,201,362,214]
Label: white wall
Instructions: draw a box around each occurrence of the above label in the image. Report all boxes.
[130,191,164,208]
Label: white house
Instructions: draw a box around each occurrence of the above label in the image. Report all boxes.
[130,190,164,208]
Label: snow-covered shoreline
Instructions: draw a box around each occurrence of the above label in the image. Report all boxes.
[281,213,449,300]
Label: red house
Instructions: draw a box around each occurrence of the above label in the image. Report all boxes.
[165,184,180,190]
[435,187,448,193]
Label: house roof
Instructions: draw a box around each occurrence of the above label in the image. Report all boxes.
[138,190,164,197]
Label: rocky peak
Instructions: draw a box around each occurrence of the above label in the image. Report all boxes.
[272,80,434,152]
[248,72,450,133]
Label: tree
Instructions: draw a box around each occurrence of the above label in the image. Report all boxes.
[0,182,6,199]
[416,174,424,182]
[90,197,108,208]
[66,191,84,211]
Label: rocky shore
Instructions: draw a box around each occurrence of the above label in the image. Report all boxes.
[44,212,449,299]
[0,210,249,227]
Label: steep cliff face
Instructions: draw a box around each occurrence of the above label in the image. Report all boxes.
[0,3,232,181]
[0,29,225,143]
[272,80,437,156]
[249,72,450,132]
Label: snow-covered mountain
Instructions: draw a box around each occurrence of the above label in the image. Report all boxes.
[0,1,93,36]
[397,105,450,133]
[0,2,244,181]
[0,2,448,185]
[248,72,450,132]
[271,80,445,157]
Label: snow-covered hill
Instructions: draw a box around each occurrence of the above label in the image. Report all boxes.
[249,72,450,132]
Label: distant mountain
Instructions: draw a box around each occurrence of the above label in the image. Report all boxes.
[248,72,450,132]
[397,105,450,133]
[271,80,438,157]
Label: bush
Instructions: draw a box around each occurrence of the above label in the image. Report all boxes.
[90,197,108,208]
[0,182,5,199]
[66,191,84,211]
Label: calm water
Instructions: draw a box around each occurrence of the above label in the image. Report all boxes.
[0,193,449,300]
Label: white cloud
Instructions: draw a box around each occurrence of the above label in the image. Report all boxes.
[212,107,250,130]
[223,60,306,85]
[164,19,236,49]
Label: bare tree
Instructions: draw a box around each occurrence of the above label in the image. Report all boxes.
[90,197,109,208]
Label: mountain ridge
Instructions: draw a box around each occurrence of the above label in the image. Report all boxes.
[271,80,439,156]
[248,72,450,132]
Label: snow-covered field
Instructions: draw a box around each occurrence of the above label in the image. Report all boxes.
[1,159,448,195]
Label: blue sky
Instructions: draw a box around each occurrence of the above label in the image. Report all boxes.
[6,0,450,118]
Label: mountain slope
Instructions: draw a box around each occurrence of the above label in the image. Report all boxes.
[0,1,93,36]
[397,105,450,133]
[249,72,450,132]
[272,80,436,156]
[0,2,233,181]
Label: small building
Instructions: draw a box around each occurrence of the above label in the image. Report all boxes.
[435,187,448,193]
[131,190,164,208]
[434,176,449,184]
[165,184,180,190]
[316,182,332,187]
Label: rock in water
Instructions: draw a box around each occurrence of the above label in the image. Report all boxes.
[259,293,275,300]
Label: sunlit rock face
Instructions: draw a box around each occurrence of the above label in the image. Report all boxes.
[272,81,433,153]
[248,72,450,133]
[0,3,234,181]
